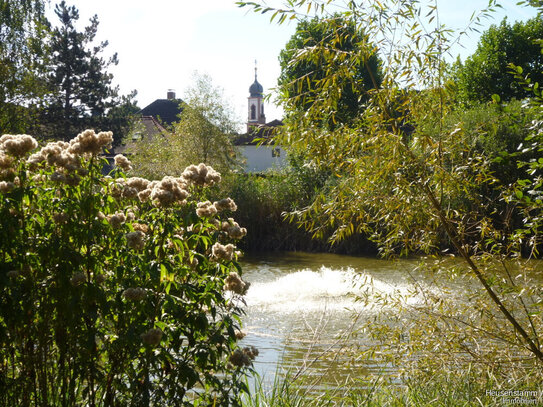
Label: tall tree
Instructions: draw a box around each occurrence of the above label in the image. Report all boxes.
[172,73,241,173]
[41,1,130,142]
[129,73,241,179]
[241,0,543,366]
[453,16,543,103]
[278,14,383,128]
[0,0,48,133]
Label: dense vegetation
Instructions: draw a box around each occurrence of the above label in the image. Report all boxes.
[0,131,253,405]
[452,15,543,104]
[238,0,543,404]
[3,0,543,404]
[278,14,383,127]
[0,1,137,144]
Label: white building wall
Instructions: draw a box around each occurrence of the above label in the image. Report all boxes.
[239,145,288,172]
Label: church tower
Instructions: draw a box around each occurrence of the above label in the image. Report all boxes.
[247,62,266,132]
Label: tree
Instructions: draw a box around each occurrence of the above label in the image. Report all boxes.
[453,16,543,103]
[240,0,543,371]
[174,74,241,172]
[0,0,49,133]
[129,73,241,179]
[41,1,132,143]
[278,14,383,128]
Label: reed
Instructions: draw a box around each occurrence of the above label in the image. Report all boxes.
[244,363,543,407]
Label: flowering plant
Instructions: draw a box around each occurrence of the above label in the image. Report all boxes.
[0,130,251,406]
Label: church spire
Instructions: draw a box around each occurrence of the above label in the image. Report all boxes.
[247,61,266,132]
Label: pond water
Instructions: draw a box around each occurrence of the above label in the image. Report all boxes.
[236,251,432,390]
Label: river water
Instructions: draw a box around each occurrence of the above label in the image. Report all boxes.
[236,251,432,390]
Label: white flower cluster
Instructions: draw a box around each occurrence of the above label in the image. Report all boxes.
[0,151,14,170]
[114,154,133,171]
[0,134,38,158]
[107,211,126,229]
[224,271,250,295]
[0,135,36,182]
[126,209,136,221]
[28,141,79,171]
[141,328,163,346]
[211,242,237,262]
[181,163,221,187]
[196,201,218,218]
[149,176,189,207]
[213,197,237,212]
[122,287,146,301]
[0,181,14,193]
[221,218,247,240]
[110,177,148,200]
[132,223,149,234]
[67,129,113,156]
[22,130,111,186]
[126,177,150,191]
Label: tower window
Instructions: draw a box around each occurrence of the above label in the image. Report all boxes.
[251,105,256,120]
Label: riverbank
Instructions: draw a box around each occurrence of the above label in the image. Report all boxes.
[213,171,380,254]
[244,366,543,406]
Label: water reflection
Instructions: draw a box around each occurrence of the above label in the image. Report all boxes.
[237,252,543,393]
[238,252,420,389]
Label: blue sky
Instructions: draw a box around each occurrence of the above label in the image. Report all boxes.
[45,1,540,129]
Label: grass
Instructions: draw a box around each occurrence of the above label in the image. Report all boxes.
[242,362,543,406]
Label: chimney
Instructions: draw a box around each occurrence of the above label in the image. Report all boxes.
[167,89,176,100]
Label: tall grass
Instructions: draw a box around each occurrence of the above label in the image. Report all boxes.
[244,364,543,406]
[214,170,376,254]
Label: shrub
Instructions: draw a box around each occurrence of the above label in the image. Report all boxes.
[0,131,252,406]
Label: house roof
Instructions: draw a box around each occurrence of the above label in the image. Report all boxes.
[234,119,284,145]
[138,98,184,125]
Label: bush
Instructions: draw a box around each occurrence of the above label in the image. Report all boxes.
[0,131,252,406]
[216,162,376,254]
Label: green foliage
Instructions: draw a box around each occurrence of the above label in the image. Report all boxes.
[0,131,252,405]
[453,16,543,104]
[0,0,49,133]
[239,0,543,366]
[505,68,543,256]
[173,73,242,174]
[212,157,375,253]
[40,1,136,144]
[218,171,312,252]
[129,73,241,179]
[126,119,187,180]
[246,364,543,406]
[278,14,383,128]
